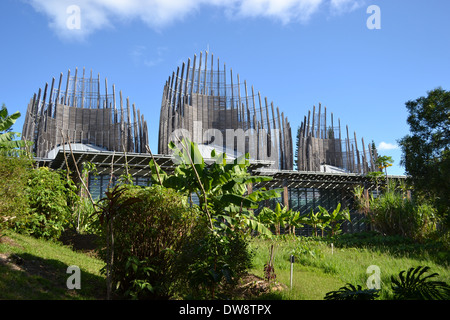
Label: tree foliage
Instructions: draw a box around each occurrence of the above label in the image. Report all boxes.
[398,88,450,223]
[148,138,281,298]
[12,167,74,240]
[0,154,32,235]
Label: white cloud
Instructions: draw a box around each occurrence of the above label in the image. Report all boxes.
[26,0,364,40]
[235,0,324,24]
[378,142,399,151]
[330,0,365,14]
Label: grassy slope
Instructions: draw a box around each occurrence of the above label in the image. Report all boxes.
[1,230,449,300]
[0,230,106,300]
[249,234,450,300]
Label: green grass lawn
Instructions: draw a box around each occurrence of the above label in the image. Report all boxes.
[0,230,106,300]
[1,230,449,300]
[248,233,450,300]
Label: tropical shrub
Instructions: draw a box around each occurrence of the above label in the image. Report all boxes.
[354,182,438,241]
[72,197,100,235]
[148,138,279,298]
[99,184,202,299]
[296,204,350,237]
[257,203,290,235]
[13,167,72,240]
[178,229,254,299]
[0,154,32,235]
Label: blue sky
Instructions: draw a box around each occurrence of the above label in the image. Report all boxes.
[1,0,449,175]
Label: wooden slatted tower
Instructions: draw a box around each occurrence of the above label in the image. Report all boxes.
[22,68,149,158]
[158,51,294,170]
[296,104,379,174]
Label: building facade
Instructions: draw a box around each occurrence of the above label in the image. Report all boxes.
[22,55,404,235]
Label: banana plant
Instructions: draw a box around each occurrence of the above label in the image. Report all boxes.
[149,137,279,237]
[257,202,291,235]
[301,209,321,237]
[327,203,351,237]
[148,138,281,298]
[285,209,303,235]
[0,105,32,156]
[316,206,331,237]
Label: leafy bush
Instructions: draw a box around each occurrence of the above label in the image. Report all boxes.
[0,154,32,235]
[292,236,322,261]
[369,190,438,240]
[71,197,100,235]
[148,138,278,299]
[178,231,253,299]
[100,184,202,299]
[354,182,439,241]
[13,167,72,240]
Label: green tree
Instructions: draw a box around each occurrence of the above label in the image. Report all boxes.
[301,209,321,237]
[375,155,394,190]
[398,88,450,225]
[285,209,303,235]
[366,170,385,194]
[148,138,280,298]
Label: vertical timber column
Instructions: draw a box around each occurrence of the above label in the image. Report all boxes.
[354,131,361,174]
[265,97,272,160]
[283,180,289,210]
[277,107,284,170]
[173,67,180,133]
[196,53,203,143]
[133,103,138,153]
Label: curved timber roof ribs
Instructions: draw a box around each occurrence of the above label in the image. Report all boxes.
[296,103,379,174]
[22,67,149,158]
[158,51,293,170]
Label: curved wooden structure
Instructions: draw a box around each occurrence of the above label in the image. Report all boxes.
[22,67,149,158]
[158,51,293,170]
[296,104,378,174]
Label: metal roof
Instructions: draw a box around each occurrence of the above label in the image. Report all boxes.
[252,169,407,191]
[37,149,273,178]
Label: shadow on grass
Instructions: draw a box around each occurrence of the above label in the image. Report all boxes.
[0,252,106,300]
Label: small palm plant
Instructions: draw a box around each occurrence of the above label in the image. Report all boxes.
[324,283,380,300]
[391,266,450,300]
